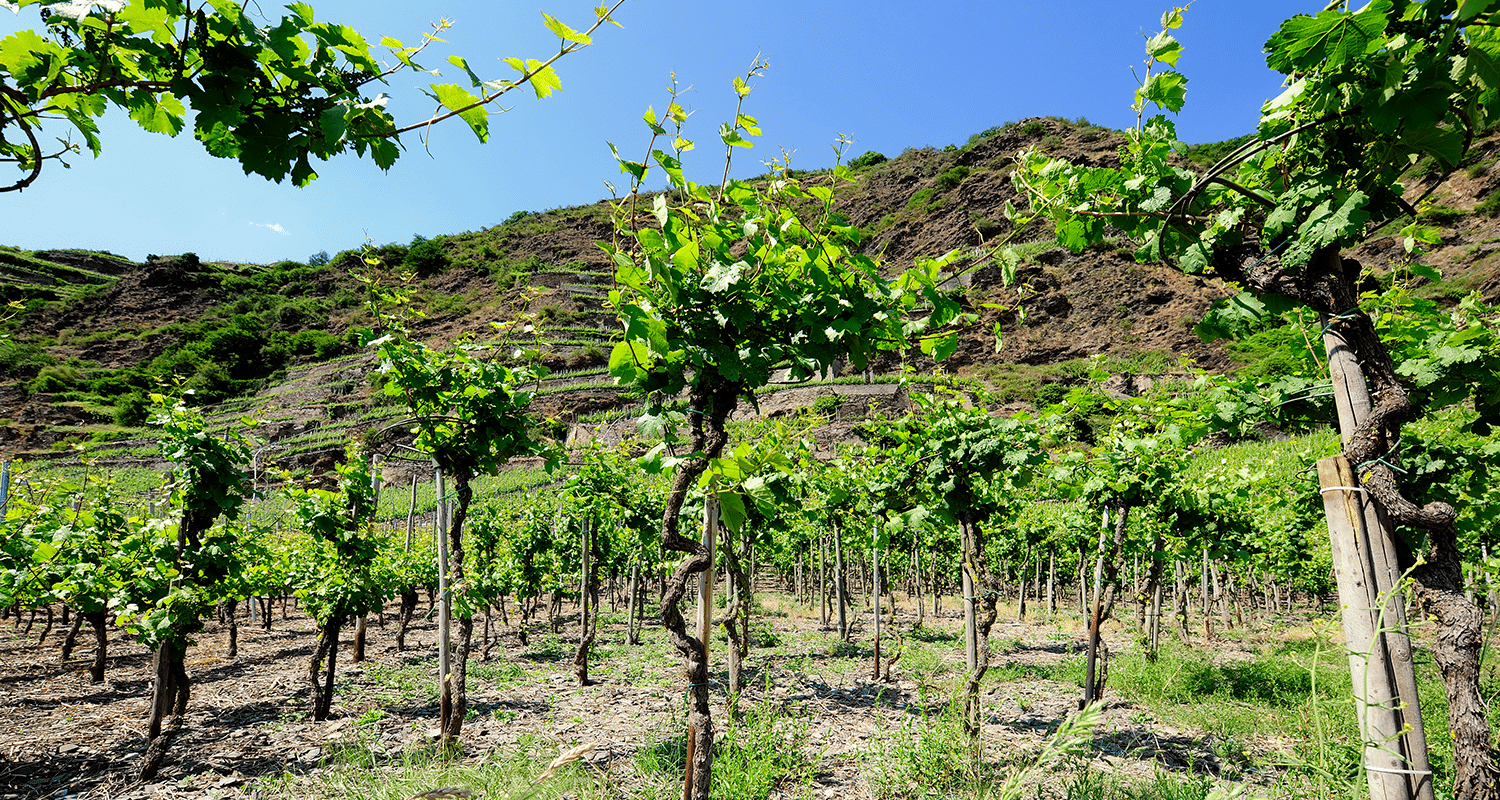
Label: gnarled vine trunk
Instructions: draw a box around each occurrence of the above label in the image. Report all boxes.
[1219,244,1495,799]
[139,640,189,779]
[439,470,475,750]
[959,509,1000,739]
[573,516,598,686]
[395,588,418,651]
[308,616,342,721]
[659,380,738,800]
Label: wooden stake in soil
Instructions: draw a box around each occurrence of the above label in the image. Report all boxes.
[1082,508,1109,707]
[1318,457,1432,800]
[872,530,882,682]
[682,495,718,800]
[1322,314,1434,800]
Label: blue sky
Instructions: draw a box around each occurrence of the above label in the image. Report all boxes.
[1,0,1313,264]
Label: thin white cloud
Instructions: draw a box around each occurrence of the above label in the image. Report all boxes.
[250,222,291,236]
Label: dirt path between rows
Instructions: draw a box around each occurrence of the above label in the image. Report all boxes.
[0,592,1287,800]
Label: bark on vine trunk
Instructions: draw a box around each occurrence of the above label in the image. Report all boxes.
[395,588,417,651]
[439,471,475,750]
[573,516,598,686]
[1217,243,1491,798]
[1083,504,1128,707]
[308,616,342,721]
[722,523,751,698]
[658,380,737,800]
[626,561,642,645]
[833,522,848,641]
[83,611,105,682]
[1141,532,1163,660]
[224,600,238,659]
[60,613,83,661]
[139,640,189,780]
[871,539,882,682]
[959,511,999,739]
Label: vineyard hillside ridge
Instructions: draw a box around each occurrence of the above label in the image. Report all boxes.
[1,117,1497,476]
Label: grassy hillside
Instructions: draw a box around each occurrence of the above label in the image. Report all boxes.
[2,117,1496,473]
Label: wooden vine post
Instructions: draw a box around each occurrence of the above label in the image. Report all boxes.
[683,494,718,800]
[871,521,882,682]
[1319,319,1433,800]
[1081,508,1109,707]
[961,522,978,678]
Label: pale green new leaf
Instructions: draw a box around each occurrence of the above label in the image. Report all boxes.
[447,55,483,88]
[504,57,562,98]
[430,83,488,142]
[542,12,591,44]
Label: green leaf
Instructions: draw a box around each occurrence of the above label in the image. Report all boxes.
[429,83,488,142]
[701,261,744,293]
[719,122,750,149]
[1458,0,1497,21]
[1465,40,1500,92]
[1264,0,1391,73]
[716,492,747,533]
[1145,31,1183,66]
[447,55,483,88]
[128,91,185,136]
[1136,71,1187,113]
[1398,125,1465,171]
[920,331,959,362]
[608,142,646,181]
[652,150,684,187]
[608,341,648,384]
[1410,262,1443,282]
[542,12,591,44]
[504,58,563,99]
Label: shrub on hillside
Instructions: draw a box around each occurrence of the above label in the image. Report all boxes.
[0,340,53,377]
[935,166,970,192]
[113,391,150,426]
[404,235,449,276]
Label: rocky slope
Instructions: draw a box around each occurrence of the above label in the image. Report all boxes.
[2,117,1497,467]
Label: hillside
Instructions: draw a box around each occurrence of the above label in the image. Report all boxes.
[2,117,1497,470]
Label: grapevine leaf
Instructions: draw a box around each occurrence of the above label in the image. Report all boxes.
[1399,124,1465,170]
[1458,0,1498,21]
[1145,31,1182,66]
[447,55,483,88]
[541,12,591,44]
[716,491,747,533]
[719,122,751,149]
[1465,40,1500,98]
[701,261,744,293]
[128,91,185,136]
[1137,71,1187,113]
[430,83,488,142]
[504,58,562,98]
[1264,0,1391,73]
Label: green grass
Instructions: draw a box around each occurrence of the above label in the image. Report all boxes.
[363,661,438,706]
[634,690,816,800]
[866,689,978,800]
[262,736,605,800]
[1105,637,1363,790]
